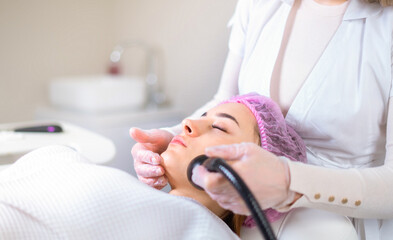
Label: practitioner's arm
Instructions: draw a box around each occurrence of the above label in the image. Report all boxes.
[130,0,248,189]
[163,0,250,135]
[280,100,393,219]
[130,52,242,189]
[162,51,242,135]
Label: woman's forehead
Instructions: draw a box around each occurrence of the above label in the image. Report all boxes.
[209,103,255,124]
[211,102,247,113]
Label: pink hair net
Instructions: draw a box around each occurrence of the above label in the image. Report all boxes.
[221,93,307,226]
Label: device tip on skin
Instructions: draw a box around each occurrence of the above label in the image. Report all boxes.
[187,155,209,190]
[187,154,224,191]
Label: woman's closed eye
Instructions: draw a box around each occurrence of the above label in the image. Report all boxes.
[212,124,227,133]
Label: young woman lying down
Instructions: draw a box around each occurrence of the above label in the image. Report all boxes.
[0,93,306,239]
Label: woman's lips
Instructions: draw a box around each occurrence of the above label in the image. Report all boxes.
[170,136,187,147]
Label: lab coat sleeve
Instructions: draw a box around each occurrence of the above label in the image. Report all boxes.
[227,0,252,58]
[162,0,251,136]
[162,51,243,136]
[278,96,393,219]
[391,33,393,98]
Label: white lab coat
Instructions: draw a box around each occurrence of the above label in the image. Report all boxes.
[233,0,392,170]
[167,0,392,239]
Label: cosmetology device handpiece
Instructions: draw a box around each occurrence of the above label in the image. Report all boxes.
[187,155,277,240]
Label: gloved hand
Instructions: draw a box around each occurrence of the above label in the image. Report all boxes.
[130,127,174,189]
[191,142,297,215]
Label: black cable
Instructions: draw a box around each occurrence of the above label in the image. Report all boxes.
[187,155,277,240]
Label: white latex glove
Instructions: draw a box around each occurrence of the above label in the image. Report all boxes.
[192,142,296,215]
[130,127,174,189]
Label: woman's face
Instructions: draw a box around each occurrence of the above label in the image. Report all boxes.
[161,102,259,190]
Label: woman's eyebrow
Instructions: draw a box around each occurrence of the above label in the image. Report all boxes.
[216,113,239,126]
[201,112,239,126]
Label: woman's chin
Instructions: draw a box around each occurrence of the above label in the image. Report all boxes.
[161,152,179,182]
[161,150,176,169]
[162,152,194,187]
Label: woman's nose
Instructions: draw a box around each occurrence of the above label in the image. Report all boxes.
[182,119,201,137]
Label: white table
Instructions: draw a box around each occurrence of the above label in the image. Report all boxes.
[0,121,116,171]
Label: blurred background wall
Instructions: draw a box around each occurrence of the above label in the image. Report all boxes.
[0,0,237,123]
[0,0,115,122]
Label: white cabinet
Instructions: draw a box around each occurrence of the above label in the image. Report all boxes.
[35,107,185,176]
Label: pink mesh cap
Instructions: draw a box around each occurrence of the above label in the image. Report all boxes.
[220,93,307,225]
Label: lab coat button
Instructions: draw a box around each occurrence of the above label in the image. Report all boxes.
[355,200,362,206]
[328,196,335,202]
[341,198,348,204]
[314,193,321,200]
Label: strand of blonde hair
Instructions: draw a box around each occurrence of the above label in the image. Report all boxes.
[366,0,393,7]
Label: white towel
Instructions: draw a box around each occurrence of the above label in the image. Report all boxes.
[0,145,239,240]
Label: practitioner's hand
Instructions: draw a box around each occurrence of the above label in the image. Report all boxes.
[130,128,174,189]
[192,142,297,215]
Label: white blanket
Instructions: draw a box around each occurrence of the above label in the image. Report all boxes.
[0,146,239,240]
